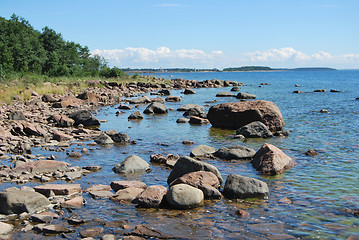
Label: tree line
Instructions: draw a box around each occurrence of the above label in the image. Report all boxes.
[0,14,126,79]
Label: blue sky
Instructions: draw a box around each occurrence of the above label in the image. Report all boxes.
[1,0,358,69]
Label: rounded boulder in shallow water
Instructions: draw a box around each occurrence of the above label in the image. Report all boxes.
[166,184,204,209]
[94,132,114,145]
[143,102,168,114]
[112,155,150,174]
[223,174,269,199]
[69,109,100,126]
[134,185,167,208]
[190,144,217,158]
[214,145,256,160]
[236,121,273,138]
[128,111,144,120]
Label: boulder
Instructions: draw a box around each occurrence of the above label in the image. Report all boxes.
[77,91,101,102]
[112,155,150,174]
[34,184,81,197]
[53,130,74,142]
[251,143,296,175]
[80,227,104,238]
[134,185,167,208]
[190,145,217,158]
[236,121,273,138]
[143,102,168,114]
[69,109,100,126]
[176,118,190,123]
[111,187,145,202]
[230,86,241,92]
[84,184,112,193]
[50,115,75,127]
[128,111,144,120]
[94,132,114,145]
[216,92,235,97]
[207,100,285,132]
[166,184,204,209]
[13,160,70,174]
[314,89,326,92]
[213,145,256,160]
[0,189,50,214]
[223,174,269,199]
[236,92,256,99]
[88,191,114,199]
[167,156,223,184]
[0,222,13,235]
[189,116,210,125]
[128,96,151,104]
[157,89,171,96]
[183,108,207,118]
[118,104,134,110]
[165,96,181,102]
[110,132,130,144]
[183,88,196,94]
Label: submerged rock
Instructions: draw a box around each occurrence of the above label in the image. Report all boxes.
[223,174,269,199]
[190,144,217,158]
[251,143,296,175]
[214,145,256,160]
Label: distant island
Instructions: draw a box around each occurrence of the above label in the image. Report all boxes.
[122,66,337,73]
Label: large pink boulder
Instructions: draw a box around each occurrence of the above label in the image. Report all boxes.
[251,143,296,175]
[207,100,284,132]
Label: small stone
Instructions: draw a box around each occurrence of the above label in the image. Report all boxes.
[68,152,81,158]
[305,149,319,156]
[61,196,84,209]
[235,209,250,218]
[79,227,104,238]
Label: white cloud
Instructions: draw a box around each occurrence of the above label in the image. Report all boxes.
[92,47,359,69]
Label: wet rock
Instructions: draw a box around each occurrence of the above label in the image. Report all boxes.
[94,132,114,145]
[183,107,207,118]
[330,89,340,92]
[34,184,81,196]
[236,121,273,138]
[69,109,100,126]
[84,184,111,193]
[64,171,82,181]
[88,191,114,199]
[112,155,150,174]
[61,196,84,208]
[189,116,210,125]
[111,180,146,192]
[13,160,70,174]
[252,143,296,175]
[190,144,217,158]
[216,91,235,97]
[82,166,102,172]
[183,88,196,94]
[236,92,256,99]
[0,222,13,235]
[111,187,145,202]
[80,227,104,238]
[110,132,130,144]
[314,89,327,92]
[166,184,204,209]
[235,209,250,218]
[30,213,53,223]
[176,118,189,123]
[157,89,171,96]
[177,104,204,112]
[182,140,195,145]
[134,185,167,208]
[223,174,269,199]
[68,151,81,158]
[143,102,168,114]
[118,104,134,110]
[293,90,303,93]
[230,86,241,92]
[0,189,50,214]
[167,156,223,184]
[207,100,285,132]
[33,224,75,234]
[128,111,144,120]
[214,145,256,160]
[305,149,319,156]
[165,96,181,102]
[128,96,151,104]
[130,224,174,239]
[320,109,329,113]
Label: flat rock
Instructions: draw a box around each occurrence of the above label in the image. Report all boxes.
[113,155,150,174]
[88,191,114,199]
[13,160,70,174]
[33,224,75,234]
[61,196,84,208]
[214,145,256,160]
[80,227,104,238]
[216,91,235,97]
[190,144,217,158]
[134,185,167,208]
[130,224,174,239]
[111,180,146,192]
[251,143,296,175]
[177,104,204,112]
[111,187,145,202]
[223,174,269,199]
[166,184,204,209]
[236,92,256,99]
[0,222,13,235]
[34,184,81,196]
[84,184,111,193]
[189,116,210,125]
[128,96,151,104]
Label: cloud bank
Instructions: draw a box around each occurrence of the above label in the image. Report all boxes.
[92,47,359,69]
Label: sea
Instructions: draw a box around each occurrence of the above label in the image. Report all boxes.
[9,70,359,239]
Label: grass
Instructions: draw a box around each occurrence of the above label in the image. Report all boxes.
[0,72,166,104]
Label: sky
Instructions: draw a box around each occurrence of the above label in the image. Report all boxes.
[1,0,359,69]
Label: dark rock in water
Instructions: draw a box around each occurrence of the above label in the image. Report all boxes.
[252,143,296,175]
[223,174,269,199]
[134,185,167,208]
[216,91,235,97]
[320,109,329,113]
[214,145,256,160]
[293,90,303,93]
[128,111,144,120]
[111,132,131,144]
[182,140,195,145]
[183,88,196,94]
[8,111,26,120]
[79,227,104,238]
[236,121,273,138]
[167,156,223,184]
[183,108,207,118]
[33,224,75,234]
[157,89,171,96]
[143,102,168,114]
[305,149,319,156]
[0,189,50,214]
[190,145,217,158]
[130,224,175,239]
[128,96,151,104]
[207,100,285,132]
[110,180,146,192]
[165,96,181,102]
[230,86,241,92]
[176,118,190,123]
[236,92,256,99]
[94,133,114,145]
[314,89,327,92]
[69,109,100,126]
[330,89,340,92]
[189,116,210,125]
[166,184,204,209]
[112,155,150,174]
[356,97,359,100]
[118,104,133,110]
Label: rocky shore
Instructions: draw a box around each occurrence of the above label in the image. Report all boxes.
[0,76,300,239]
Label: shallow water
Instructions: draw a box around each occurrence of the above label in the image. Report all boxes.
[5,70,359,239]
